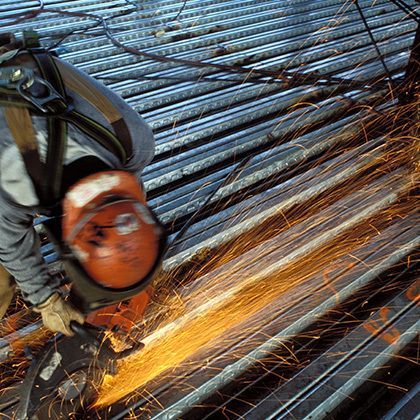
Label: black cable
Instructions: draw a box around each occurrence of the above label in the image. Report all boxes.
[46,24,103,51]
[167,154,253,253]
[173,0,189,21]
[353,0,394,83]
[387,0,420,22]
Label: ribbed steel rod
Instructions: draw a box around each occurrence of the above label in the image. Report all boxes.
[156,116,385,227]
[144,89,386,190]
[141,21,412,129]
[84,8,410,81]
[300,317,419,419]
[162,136,398,268]
[4,0,292,33]
[60,0,395,64]
[60,0,362,60]
[227,275,419,419]
[153,233,419,419]
[148,111,372,216]
[117,23,412,107]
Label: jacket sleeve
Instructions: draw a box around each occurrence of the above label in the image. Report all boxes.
[118,102,155,184]
[0,202,61,306]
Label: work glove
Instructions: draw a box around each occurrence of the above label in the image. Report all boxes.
[33,293,85,336]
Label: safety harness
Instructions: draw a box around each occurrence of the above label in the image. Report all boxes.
[0,32,133,208]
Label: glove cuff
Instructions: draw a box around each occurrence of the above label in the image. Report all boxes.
[33,292,60,312]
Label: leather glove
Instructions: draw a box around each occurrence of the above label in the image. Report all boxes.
[33,293,84,336]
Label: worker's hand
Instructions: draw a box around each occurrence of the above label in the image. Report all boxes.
[33,293,84,336]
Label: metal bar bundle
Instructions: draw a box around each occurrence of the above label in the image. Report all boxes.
[0,0,418,418]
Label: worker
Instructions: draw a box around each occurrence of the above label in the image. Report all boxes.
[0,33,165,336]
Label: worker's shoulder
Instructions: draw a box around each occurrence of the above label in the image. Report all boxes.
[54,57,140,119]
[54,57,153,141]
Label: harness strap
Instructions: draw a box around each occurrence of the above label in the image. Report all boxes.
[62,110,128,161]
[55,59,133,162]
[31,51,68,205]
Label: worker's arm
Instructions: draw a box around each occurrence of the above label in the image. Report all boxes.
[115,98,155,185]
[0,201,61,306]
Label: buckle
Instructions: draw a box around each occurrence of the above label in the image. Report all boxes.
[0,66,69,113]
[17,75,68,114]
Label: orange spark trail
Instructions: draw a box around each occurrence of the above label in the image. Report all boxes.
[95,151,418,407]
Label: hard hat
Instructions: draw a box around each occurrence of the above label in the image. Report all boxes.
[62,171,165,289]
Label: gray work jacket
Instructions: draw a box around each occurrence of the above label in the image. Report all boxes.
[0,60,155,305]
